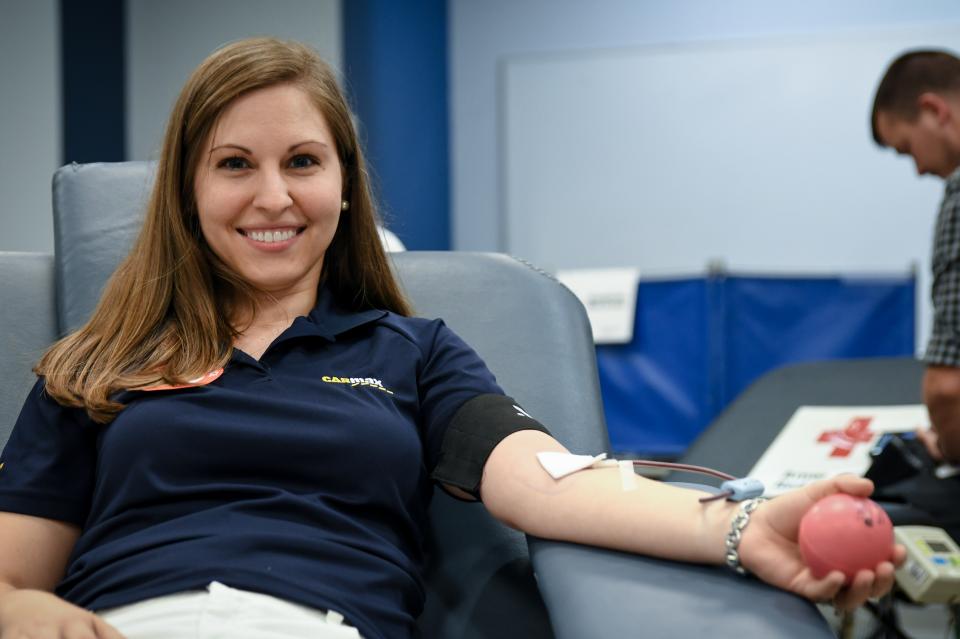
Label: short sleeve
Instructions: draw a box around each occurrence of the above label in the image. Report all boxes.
[0,379,98,526]
[416,321,504,474]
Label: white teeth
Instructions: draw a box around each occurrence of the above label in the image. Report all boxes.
[246,229,296,243]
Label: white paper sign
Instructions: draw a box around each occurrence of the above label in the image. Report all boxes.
[747,405,930,496]
[555,267,641,344]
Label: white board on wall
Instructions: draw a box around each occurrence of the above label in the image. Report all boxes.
[502,27,957,277]
[502,27,960,351]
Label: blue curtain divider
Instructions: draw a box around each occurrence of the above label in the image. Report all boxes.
[598,272,916,457]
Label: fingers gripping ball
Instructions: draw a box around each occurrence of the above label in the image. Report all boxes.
[798,494,894,583]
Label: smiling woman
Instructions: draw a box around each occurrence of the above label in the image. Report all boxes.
[0,36,904,639]
[193,84,346,357]
[36,38,411,416]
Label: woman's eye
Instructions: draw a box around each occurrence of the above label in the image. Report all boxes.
[289,155,318,169]
[218,156,250,170]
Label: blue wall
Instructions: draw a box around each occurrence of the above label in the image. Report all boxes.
[599,273,916,456]
[342,0,450,249]
[60,0,125,164]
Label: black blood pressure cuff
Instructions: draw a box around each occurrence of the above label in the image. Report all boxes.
[431,394,551,500]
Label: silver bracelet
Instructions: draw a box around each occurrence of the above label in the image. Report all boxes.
[724,497,767,576]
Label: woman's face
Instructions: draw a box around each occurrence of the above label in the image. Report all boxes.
[193,83,343,299]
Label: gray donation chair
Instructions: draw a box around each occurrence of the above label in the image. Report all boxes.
[0,161,835,638]
[0,252,56,448]
[678,358,926,480]
[675,358,944,530]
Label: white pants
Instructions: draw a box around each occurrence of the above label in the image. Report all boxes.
[98,581,364,639]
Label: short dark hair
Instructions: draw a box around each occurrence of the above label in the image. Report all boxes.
[871,49,960,146]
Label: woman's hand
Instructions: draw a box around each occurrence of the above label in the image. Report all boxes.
[0,589,125,639]
[736,475,906,611]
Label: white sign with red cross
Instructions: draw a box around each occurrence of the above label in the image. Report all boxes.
[747,405,930,496]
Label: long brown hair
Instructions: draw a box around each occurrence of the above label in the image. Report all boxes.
[37,37,411,422]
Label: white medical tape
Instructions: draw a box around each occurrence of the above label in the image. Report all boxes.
[618,459,638,491]
[536,452,608,479]
[536,452,637,493]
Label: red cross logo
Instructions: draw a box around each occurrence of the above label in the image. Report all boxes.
[816,417,875,457]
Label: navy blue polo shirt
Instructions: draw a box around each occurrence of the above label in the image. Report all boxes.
[0,287,504,639]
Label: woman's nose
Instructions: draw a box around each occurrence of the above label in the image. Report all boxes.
[253,168,294,212]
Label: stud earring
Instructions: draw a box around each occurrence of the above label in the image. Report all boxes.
[341,200,350,211]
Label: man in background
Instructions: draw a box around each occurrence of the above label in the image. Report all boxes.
[872,49,960,463]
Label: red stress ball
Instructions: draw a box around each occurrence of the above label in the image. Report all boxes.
[798,494,894,583]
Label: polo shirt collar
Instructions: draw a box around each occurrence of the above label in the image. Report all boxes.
[292,285,387,342]
[113,287,388,396]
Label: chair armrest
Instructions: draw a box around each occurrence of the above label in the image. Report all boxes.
[528,538,834,638]
[528,481,834,638]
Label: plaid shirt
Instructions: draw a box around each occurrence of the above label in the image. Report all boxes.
[925,166,960,366]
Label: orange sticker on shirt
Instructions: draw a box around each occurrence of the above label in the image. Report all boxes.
[141,368,224,392]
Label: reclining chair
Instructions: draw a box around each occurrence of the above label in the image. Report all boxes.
[676,358,950,636]
[0,161,836,638]
[0,252,56,448]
